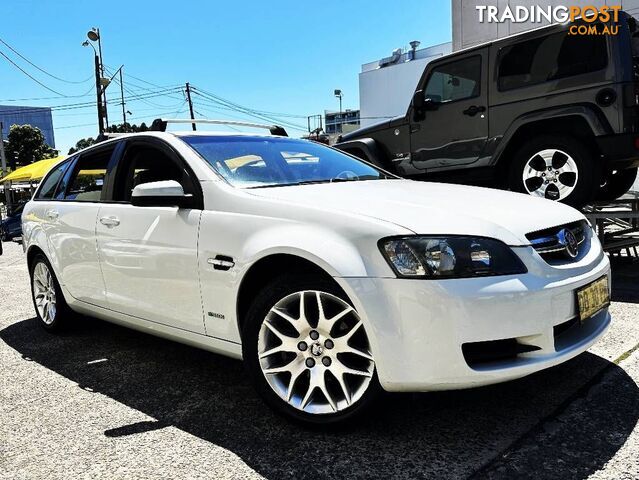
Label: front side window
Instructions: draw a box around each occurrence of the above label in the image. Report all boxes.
[64,148,113,202]
[424,56,481,103]
[36,160,71,200]
[113,143,193,202]
[498,30,608,91]
[183,136,392,188]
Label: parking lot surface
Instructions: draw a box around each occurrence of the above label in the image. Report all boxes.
[1,241,638,479]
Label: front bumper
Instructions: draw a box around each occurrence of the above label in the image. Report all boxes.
[337,243,611,392]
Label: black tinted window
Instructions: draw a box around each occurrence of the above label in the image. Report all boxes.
[425,56,481,103]
[64,148,113,202]
[36,160,70,200]
[498,30,607,91]
[114,144,189,202]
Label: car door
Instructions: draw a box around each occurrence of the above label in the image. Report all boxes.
[45,144,117,307]
[95,137,206,334]
[410,48,489,171]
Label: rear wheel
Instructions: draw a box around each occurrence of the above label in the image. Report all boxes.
[597,167,638,201]
[29,254,72,331]
[242,274,380,425]
[509,135,598,207]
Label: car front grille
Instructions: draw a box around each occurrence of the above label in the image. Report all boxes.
[526,220,588,263]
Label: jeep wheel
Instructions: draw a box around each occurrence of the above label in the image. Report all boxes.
[509,135,598,207]
[597,167,638,201]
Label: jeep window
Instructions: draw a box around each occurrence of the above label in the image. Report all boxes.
[183,136,392,188]
[63,147,113,202]
[498,30,607,91]
[424,56,481,103]
[35,159,72,200]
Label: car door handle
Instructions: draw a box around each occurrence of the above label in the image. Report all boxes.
[99,216,120,228]
[462,105,486,116]
[46,209,59,220]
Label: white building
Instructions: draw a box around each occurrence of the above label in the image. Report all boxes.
[358,42,451,128]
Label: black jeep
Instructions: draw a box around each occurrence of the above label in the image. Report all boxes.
[336,12,639,206]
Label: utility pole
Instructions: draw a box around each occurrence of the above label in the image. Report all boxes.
[119,67,126,124]
[0,122,11,209]
[185,83,196,131]
[94,54,106,136]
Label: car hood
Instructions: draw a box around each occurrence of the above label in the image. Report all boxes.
[247,179,584,245]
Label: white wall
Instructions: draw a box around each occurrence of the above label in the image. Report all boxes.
[359,43,452,127]
[453,0,639,51]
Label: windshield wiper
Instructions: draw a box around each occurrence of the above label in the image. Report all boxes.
[247,175,390,189]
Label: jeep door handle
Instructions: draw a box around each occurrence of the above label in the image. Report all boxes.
[99,216,120,228]
[462,105,486,116]
[46,209,59,220]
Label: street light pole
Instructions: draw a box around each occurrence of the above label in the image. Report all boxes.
[94,28,109,128]
[93,52,105,136]
[334,89,343,133]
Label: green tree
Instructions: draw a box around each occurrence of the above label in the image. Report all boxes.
[6,124,58,167]
[68,122,150,154]
[68,137,96,155]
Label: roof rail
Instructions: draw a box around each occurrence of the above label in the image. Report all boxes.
[150,118,288,137]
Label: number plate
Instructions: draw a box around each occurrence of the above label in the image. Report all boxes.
[577,276,610,322]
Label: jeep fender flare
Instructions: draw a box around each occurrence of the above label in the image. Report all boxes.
[490,105,611,167]
[334,138,387,169]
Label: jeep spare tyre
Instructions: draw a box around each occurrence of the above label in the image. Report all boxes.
[509,135,598,207]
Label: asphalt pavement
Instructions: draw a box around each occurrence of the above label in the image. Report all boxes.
[1,240,638,479]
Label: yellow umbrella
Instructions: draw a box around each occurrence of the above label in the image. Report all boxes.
[0,156,66,183]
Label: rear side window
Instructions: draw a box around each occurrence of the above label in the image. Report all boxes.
[64,147,114,202]
[498,30,608,91]
[36,160,71,200]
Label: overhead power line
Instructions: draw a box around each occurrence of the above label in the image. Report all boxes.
[0,49,66,96]
[0,37,93,84]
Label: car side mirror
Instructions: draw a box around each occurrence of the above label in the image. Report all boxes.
[131,180,192,208]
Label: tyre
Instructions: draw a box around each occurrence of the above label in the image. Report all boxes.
[29,254,73,331]
[242,274,381,425]
[597,167,638,201]
[509,135,599,207]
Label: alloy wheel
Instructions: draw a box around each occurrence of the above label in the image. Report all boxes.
[258,290,375,415]
[32,262,57,325]
[522,148,579,201]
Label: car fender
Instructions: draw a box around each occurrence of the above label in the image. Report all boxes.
[490,105,611,166]
[334,138,387,168]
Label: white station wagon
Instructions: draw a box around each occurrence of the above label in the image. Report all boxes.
[22,119,611,424]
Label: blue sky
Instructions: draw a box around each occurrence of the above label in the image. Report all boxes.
[1,0,452,153]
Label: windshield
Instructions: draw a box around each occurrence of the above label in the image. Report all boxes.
[182,136,393,188]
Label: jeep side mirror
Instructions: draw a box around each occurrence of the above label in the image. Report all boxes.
[412,90,425,110]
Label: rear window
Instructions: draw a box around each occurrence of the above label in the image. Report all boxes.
[498,29,608,91]
[63,148,113,202]
[36,160,71,200]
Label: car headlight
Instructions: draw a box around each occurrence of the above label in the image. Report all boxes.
[379,236,527,279]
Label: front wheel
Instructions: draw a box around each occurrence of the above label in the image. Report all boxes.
[509,135,598,207]
[242,275,380,425]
